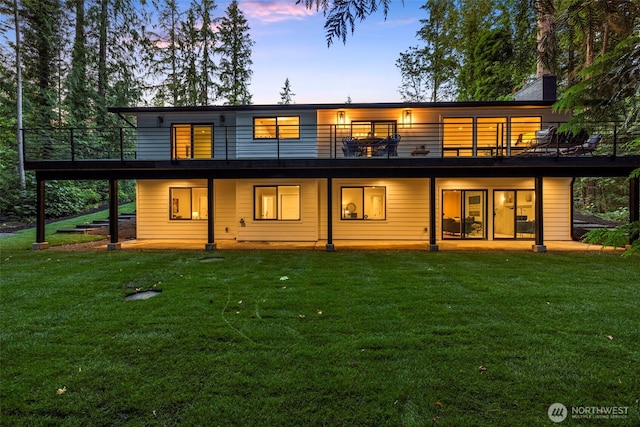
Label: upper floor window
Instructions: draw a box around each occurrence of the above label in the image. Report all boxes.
[254,185,300,220]
[341,186,386,220]
[172,124,213,159]
[170,187,208,220]
[253,117,300,140]
[351,121,396,139]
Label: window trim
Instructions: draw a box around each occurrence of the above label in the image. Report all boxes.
[350,120,397,139]
[252,116,301,140]
[171,123,214,159]
[169,187,208,221]
[340,186,387,221]
[253,185,301,221]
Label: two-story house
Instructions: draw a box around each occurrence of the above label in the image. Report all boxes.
[24,81,639,252]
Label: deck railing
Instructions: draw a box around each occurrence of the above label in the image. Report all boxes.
[22,121,637,162]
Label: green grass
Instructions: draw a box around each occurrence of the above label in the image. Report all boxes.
[1,213,639,426]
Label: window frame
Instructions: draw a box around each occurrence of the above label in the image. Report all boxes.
[340,186,387,220]
[253,185,301,221]
[169,187,208,220]
[350,120,397,139]
[252,116,300,140]
[171,123,214,159]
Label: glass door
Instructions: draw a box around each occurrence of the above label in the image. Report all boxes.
[442,190,486,239]
[493,190,536,239]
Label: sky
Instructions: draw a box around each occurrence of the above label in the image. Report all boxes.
[225,0,426,105]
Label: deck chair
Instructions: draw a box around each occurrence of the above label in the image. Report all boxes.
[561,134,601,155]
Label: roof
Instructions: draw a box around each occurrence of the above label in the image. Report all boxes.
[108,100,556,115]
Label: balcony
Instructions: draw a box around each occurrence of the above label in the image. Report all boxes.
[22,122,639,181]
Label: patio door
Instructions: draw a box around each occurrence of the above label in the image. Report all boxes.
[442,190,487,239]
[493,190,536,239]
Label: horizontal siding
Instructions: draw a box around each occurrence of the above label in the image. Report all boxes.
[137,179,208,240]
[214,180,237,241]
[136,176,572,242]
[543,178,572,240]
[236,179,319,241]
[331,178,430,240]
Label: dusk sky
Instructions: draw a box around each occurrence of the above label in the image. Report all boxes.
[228,0,426,104]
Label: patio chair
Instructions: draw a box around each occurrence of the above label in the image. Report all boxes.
[560,134,602,155]
[374,134,401,157]
[342,137,363,157]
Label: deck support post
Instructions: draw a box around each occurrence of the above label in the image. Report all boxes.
[32,176,48,250]
[205,178,216,251]
[532,176,546,252]
[629,176,639,247]
[107,179,121,250]
[429,177,438,251]
[326,177,335,252]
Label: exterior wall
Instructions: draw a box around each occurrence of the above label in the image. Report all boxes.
[235,110,319,158]
[327,178,431,241]
[136,176,572,242]
[135,112,234,160]
[436,177,572,240]
[137,179,209,240]
[542,177,572,240]
[235,178,320,241]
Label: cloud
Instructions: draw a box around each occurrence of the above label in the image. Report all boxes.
[240,0,316,24]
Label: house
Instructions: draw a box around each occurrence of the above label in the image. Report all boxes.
[24,96,640,252]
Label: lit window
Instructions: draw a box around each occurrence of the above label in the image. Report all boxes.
[171,124,213,159]
[443,118,473,157]
[170,187,208,220]
[254,186,300,220]
[351,121,396,139]
[341,187,386,220]
[253,117,300,139]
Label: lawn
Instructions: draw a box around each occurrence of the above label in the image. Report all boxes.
[1,215,639,426]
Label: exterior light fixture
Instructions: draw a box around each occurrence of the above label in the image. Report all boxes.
[337,111,345,127]
[403,109,412,128]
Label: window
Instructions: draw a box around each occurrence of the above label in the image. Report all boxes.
[170,187,208,220]
[171,124,213,159]
[351,121,396,139]
[477,117,507,156]
[341,187,386,220]
[510,117,541,149]
[254,186,300,220]
[443,118,473,156]
[253,117,300,139]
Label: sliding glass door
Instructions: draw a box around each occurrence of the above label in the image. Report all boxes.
[442,190,487,239]
[493,190,536,239]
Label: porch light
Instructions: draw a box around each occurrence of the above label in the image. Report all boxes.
[403,109,412,128]
[337,111,345,127]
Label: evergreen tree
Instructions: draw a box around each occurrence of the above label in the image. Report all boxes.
[216,0,253,105]
[144,0,183,106]
[278,77,295,104]
[65,0,92,126]
[397,0,458,102]
[195,0,218,105]
[19,0,64,128]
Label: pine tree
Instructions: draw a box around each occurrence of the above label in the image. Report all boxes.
[216,0,253,105]
[278,77,295,104]
[195,0,218,105]
[144,0,183,106]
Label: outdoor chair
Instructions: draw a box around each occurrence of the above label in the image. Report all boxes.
[560,134,602,155]
[374,134,401,157]
[342,137,364,157]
